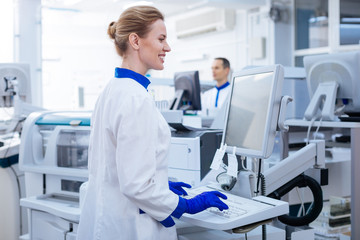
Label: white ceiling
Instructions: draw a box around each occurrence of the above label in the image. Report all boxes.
[42,0,267,16]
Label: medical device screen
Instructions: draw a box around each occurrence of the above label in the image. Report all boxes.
[170,70,201,111]
[224,71,274,152]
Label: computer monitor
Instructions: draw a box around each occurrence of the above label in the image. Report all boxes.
[0,63,31,107]
[222,65,284,159]
[169,70,201,111]
[304,51,360,120]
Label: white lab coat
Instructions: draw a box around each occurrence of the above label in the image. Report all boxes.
[77,76,179,240]
[201,84,231,116]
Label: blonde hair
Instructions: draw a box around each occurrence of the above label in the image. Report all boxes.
[107,6,164,57]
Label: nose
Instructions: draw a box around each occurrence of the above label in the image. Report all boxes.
[164,41,171,52]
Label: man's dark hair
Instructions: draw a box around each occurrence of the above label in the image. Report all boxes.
[215,57,230,69]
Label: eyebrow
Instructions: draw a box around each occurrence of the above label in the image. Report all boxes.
[160,34,167,38]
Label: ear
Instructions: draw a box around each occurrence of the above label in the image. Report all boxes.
[225,67,230,75]
[129,33,140,50]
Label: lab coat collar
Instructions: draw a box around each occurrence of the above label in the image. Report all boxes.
[215,81,230,91]
[115,68,151,90]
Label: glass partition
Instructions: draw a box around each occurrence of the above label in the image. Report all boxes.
[295,0,329,50]
[340,0,360,45]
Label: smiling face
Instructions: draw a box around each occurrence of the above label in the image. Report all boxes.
[138,19,171,72]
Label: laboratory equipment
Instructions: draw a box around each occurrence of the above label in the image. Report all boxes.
[162,110,203,130]
[309,196,351,236]
[181,184,288,230]
[304,51,360,121]
[180,65,290,231]
[0,132,26,240]
[222,65,284,159]
[0,63,42,240]
[181,65,289,230]
[179,65,326,237]
[19,111,91,240]
[0,63,31,107]
[170,70,201,111]
[0,63,41,133]
[203,66,308,130]
[223,65,325,226]
[168,130,222,187]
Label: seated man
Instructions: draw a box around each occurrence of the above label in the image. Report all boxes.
[202,57,231,117]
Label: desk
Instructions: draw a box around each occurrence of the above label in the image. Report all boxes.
[285,119,360,239]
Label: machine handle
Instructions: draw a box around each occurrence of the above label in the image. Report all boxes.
[277,95,293,132]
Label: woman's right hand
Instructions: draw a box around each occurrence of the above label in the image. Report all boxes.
[185,191,228,214]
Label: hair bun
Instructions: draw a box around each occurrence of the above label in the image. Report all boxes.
[107,21,116,39]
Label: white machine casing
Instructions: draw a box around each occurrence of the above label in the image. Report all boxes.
[168,136,201,186]
[0,133,25,240]
[168,130,222,187]
[19,111,91,240]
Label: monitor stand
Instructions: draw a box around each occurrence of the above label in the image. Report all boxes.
[304,81,339,121]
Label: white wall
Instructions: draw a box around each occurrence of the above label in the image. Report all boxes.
[0,0,14,62]
[150,4,289,81]
[41,8,119,110]
[145,7,253,106]
[9,1,297,110]
[147,5,295,105]
[16,0,42,107]
[41,7,254,110]
[25,3,291,110]
[149,8,249,83]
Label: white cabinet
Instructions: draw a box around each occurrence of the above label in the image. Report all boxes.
[66,225,78,240]
[30,210,77,240]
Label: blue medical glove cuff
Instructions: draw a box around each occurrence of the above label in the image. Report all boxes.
[160,196,187,227]
[160,216,175,228]
[171,196,187,219]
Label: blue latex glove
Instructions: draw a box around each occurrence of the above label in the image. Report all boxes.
[169,181,191,196]
[185,191,228,214]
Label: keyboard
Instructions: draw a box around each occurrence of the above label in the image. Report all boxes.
[181,184,289,230]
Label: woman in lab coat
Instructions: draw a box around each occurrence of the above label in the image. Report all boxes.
[77,6,228,240]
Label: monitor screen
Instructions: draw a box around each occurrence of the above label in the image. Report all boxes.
[222,65,284,159]
[170,70,201,111]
